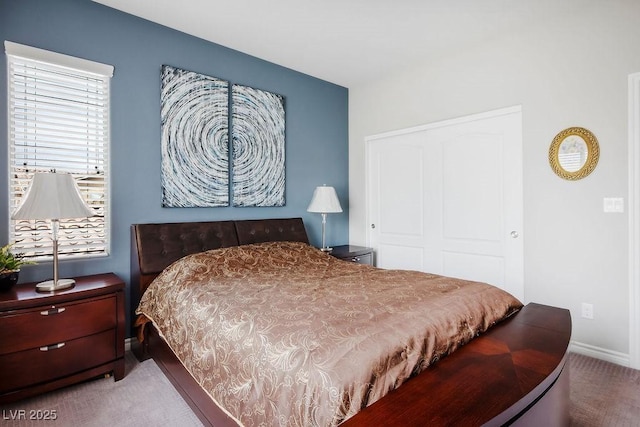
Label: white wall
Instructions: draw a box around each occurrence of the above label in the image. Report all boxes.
[348,1,640,358]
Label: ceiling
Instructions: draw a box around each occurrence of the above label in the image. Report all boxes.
[93,0,584,88]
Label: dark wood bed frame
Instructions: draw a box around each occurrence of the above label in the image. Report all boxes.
[130,217,571,427]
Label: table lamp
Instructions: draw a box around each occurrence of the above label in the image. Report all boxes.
[307,185,342,252]
[12,172,94,292]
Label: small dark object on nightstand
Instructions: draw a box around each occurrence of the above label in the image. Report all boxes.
[0,271,19,292]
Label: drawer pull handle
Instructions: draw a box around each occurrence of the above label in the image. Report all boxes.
[40,307,66,316]
[40,343,65,352]
[352,257,360,262]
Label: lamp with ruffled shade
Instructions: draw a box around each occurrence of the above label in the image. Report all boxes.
[12,172,94,292]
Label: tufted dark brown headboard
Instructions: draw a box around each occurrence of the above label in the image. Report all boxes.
[234,218,309,246]
[130,217,309,324]
[133,220,238,276]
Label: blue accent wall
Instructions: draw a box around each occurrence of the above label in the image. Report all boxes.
[0,0,348,329]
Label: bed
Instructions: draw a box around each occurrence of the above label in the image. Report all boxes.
[130,217,571,426]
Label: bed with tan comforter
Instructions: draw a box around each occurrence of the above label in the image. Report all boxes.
[136,241,522,426]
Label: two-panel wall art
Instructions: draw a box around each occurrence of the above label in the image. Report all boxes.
[160,65,285,208]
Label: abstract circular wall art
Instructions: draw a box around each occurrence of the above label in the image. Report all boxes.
[232,84,285,207]
[160,65,229,207]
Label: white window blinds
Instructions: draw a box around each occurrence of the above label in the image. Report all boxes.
[5,41,114,260]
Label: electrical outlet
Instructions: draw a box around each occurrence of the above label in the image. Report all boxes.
[581,303,594,319]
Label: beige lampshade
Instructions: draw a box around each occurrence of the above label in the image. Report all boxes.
[12,172,93,220]
[307,185,343,213]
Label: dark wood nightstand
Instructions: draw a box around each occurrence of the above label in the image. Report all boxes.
[0,273,125,403]
[330,245,374,266]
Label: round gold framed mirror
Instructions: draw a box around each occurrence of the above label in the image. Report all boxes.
[549,127,599,180]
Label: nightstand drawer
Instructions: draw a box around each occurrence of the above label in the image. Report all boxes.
[330,245,374,266]
[0,273,125,404]
[344,252,373,265]
[0,295,116,355]
[0,329,116,393]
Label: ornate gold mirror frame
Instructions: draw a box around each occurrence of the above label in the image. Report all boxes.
[549,127,599,180]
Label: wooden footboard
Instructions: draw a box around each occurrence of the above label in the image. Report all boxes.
[342,302,571,426]
[134,303,571,427]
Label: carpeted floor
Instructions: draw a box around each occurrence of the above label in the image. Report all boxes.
[0,351,202,426]
[570,353,640,426]
[1,351,639,426]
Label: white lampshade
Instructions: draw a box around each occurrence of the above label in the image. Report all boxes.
[307,185,342,252]
[307,186,343,213]
[11,172,94,292]
[12,172,93,220]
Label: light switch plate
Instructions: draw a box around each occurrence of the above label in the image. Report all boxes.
[603,197,624,213]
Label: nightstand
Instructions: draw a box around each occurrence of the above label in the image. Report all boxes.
[330,245,374,266]
[0,273,125,403]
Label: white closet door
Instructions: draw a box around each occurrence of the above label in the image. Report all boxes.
[366,107,523,300]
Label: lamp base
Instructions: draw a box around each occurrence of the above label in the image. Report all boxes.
[320,247,333,253]
[36,278,76,293]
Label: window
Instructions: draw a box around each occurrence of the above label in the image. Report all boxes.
[5,41,114,260]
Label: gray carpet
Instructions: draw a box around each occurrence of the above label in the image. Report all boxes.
[0,351,202,426]
[570,353,640,426]
[1,351,639,426]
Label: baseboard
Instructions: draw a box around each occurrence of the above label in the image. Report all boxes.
[570,341,630,367]
[125,337,133,352]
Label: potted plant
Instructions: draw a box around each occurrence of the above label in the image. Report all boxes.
[0,243,34,291]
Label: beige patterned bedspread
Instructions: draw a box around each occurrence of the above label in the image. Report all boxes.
[136,241,522,427]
